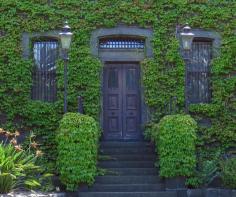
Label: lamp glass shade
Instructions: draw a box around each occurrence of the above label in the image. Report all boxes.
[59,32,73,50]
[180,32,194,50]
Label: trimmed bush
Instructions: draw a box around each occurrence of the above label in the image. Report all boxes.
[221,158,236,189]
[56,113,100,191]
[157,114,197,178]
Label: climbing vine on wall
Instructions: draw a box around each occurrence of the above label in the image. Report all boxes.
[0,1,235,165]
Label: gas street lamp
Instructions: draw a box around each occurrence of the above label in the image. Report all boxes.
[59,21,73,113]
[180,24,194,113]
[180,24,194,50]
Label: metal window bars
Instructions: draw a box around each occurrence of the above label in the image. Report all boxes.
[99,38,145,49]
[187,40,212,104]
[31,41,59,102]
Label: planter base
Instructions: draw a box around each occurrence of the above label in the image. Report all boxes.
[165,177,186,190]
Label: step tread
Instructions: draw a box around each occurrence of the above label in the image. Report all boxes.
[78,191,177,197]
[98,161,155,168]
[95,175,161,184]
[103,168,158,175]
[99,161,155,164]
[80,183,164,192]
[100,147,154,151]
[99,154,156,161]
[96,175,160,177]
[100,147,155,155]
[100,142,154,148]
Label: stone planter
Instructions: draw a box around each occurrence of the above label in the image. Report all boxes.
[186,189,205,197]
[185,188,236,197]
[165,176,186,190]
[52,176,66,192]
[205,188,235,197]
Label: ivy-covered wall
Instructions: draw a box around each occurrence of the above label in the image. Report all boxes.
[0,1,235,163]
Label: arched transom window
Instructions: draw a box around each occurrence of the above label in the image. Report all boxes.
[99,37,145,49]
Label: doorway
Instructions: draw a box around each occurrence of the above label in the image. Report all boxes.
[103,62,141,140]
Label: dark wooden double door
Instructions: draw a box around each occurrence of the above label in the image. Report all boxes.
[103,63,141,140]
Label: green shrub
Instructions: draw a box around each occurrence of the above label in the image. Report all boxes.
[221,158,236,189]
[157,114,197,178]
[56,112,100,191]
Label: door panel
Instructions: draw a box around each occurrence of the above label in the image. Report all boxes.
[103,63,141,140]
[123,66,140,138]
[103,66,122,139]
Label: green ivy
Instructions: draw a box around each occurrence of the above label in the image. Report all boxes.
[221,158,236,189]
[56,113,100,191]
[0,1,235,171]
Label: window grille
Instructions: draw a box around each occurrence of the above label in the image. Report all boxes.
[31,40,59,102]
[99,37,145,49]
[187,40,213,103]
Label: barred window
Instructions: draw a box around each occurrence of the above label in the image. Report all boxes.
[99,37,145,49]
[31,40,59,102]
[187,39,213,103]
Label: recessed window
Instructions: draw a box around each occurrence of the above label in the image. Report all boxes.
[31,40,59,102]
[99,37,145,49]
[187,39,213,103]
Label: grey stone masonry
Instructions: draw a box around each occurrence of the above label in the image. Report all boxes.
[22,31,60,59]
[90,25,153,61]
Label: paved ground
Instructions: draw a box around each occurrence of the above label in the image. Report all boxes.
[0,192,65,197]
[1,189,236,197]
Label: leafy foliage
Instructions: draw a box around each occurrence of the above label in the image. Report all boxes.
[221,158,236,189]
[0,1,235,183]
[187,149,222,188]
[0,129,49,194]
[0,143,42,193]
[155,114,197,178]
[56,112,100,191]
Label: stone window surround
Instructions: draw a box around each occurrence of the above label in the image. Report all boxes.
[22,28,221,59]
[90,25,154,61]
[22,31,60,59]
[22,31,60,103]
[177,28,221,107]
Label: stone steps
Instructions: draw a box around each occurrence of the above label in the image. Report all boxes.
[99,154,156,161]
[103,167,158,175]
[78,141,172,197]
[98,161,155,168]
[78,191,177,197]
[100,147,154,155]
[95,175,161,184]
[100,141,153,148]
[80,183,164,192]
